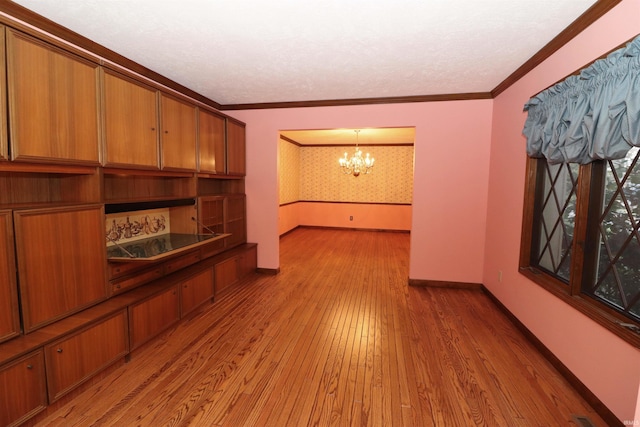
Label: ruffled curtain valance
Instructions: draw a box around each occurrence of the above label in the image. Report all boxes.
[523,34,640,164]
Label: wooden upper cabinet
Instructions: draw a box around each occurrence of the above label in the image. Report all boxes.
[160,93,197,171]
[226,119,246,176]
[6,29,100,165]
[102,69,159,169]
[0,210,20,344]
[13,205,108,332]
[0,27,8,162]
[198,109,225,174]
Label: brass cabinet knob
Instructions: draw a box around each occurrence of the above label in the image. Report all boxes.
[26,364,33,369]
[57,348,63,353]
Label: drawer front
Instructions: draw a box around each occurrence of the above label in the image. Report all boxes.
[129,285,180,350]
[110,266,163,295]
[0,350,47,427]
[163,250,201,275]
[45,310,128,402]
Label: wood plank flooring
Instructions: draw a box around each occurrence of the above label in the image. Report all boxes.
[33,228,606,426]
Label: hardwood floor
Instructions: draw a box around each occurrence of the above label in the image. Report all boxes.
[33,228,606,426]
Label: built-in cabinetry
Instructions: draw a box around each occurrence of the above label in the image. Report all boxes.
[214,244,257,295]
[0,16,253,427]
[44,311,128,402]
[102,69,160,169]
[0,26,7,162]
[198,109,226,174]
[0,350,47,427]
[129,285,180,350]
[160,93,197,171]
[13,205,108,332]
[6,29,100,165]
[0,210,19,343]
[226,119,246,176]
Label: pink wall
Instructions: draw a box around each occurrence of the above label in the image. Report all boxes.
[278,203,300,235]
[484,0,640,422]
[229,99,493,284]
[296,202,411,231]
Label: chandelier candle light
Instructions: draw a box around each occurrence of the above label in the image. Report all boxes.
[339,130,375,177]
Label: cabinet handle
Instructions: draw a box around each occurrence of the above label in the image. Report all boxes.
[164,130,169,134]
[151,127,156,131]
[26,364,33,369]
[57,348,63,353]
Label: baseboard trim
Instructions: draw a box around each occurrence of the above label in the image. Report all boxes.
[481,285,623,427]
[256,267,280,275]
[408,279,482,290]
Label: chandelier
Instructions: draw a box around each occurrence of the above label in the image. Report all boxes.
[338,130,375,177]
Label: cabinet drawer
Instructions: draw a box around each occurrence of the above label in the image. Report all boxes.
[129,285,180,350]
[163,250,201,275]
[0,350,47,427]
[45,310,128,402]
[180,268,214,316]
[110,266,164,295]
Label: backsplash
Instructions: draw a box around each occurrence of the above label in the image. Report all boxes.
[106,208,170,246]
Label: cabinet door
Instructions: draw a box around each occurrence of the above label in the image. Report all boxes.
[226,119,246,175]
[214,257,238,295]
[129,285,180,350]
[181,268,214,316]
[160,94,197,171]
[238,245,257,281]
[0,26,7,162]
[198,109,226,174]
[0,350,47,427]
[198,196,226,256]
[14,205,108,332]
[45,310,128,402]
[6,29,100,164]
[0,211,20,343]
[103,70,159,169]
[225,194,247,248]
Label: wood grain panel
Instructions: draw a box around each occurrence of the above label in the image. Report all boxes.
[0,350,47,427]
[6,29,100,164]
[198,109,225,174]
[13,205,108,332]
[225,119,245,175]
[102,69,159,169]
[128,285,180,350]
[45,311,128,402]
[0,211,20,343]
[33,229,611,426]
[160,94,197,171]
[180,268,214,316]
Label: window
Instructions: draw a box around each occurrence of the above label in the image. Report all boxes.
[520,147,640,346]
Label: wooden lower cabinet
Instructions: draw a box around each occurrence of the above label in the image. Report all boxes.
[0,350,47,427]
[44,310,128,402]
[214,256,238,295]
[214,244,257,295]
[129,284,180,350]
[180,267,214,316]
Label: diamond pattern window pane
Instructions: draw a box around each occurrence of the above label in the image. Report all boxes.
[534,162,579,282]
[587,147,640,321]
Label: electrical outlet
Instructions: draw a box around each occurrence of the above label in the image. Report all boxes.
[349,216,353,221]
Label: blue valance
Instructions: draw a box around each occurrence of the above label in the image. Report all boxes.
[523,34,640,164]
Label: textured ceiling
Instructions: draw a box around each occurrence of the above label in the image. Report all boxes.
[9,0,598,106]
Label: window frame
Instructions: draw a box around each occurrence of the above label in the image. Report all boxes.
[519,156,640,348]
